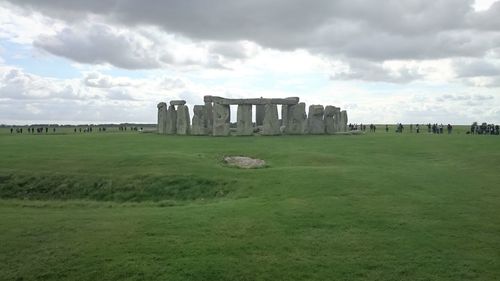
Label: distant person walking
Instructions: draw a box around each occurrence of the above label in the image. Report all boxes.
[385,125,389,133]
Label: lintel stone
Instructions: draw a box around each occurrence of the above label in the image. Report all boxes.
[170,100,186,106]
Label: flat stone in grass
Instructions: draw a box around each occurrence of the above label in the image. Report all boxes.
[224,156,266,169]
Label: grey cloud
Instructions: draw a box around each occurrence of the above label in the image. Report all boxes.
[454,59,500,77]
[209,42,252,59]
[331,60,423,83]
[7,0,498,61]
[467,1,500,30]
[34,24,162,69]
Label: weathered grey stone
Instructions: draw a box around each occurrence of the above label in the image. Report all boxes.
[262,104,280,135]
[208,96,299,105]
[205,96,300,105]
[213,103,230,136]
[166,105,177,135]
[255,105,265,126]
[236,104,253,136]
[307,105,325,134]
[170,100,186,106]
[340,110,348,132]
[176,105,190,135]
[191,105,207,135]
[157,102,167,134]
[285,102,307,134]
[204,102,213,134]
[333,107,341,133]
[324,106,338,134]
[281,105,289,126]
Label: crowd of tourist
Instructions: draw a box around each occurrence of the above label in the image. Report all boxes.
[346,122,500,136]
[11,127,56,134]
[9,126,144,134]
[469,122,500,135]
[348,123,454,134]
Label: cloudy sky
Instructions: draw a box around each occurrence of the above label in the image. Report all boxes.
[1,0,500,124]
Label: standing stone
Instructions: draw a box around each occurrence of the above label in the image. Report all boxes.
[333,107,341,132]
[166,105,177,135]
[213,103,230,136]
[157,102,167,134]
[262,104,280,135]
[255,105,265,126]
[236,104,253,136]
[281,105,289,126]
[191,105,207,135]
[176,105,190,135]
[204,102,213,135]
[324,106,337,134]
[340,110,348,132]
[307,105,325,134]
[285,102,307,135]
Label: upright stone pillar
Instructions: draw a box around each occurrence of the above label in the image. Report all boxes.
[307,105,325,134]
[157,102,167,134]
[324,106,337,134]
[285,102,306,135]
[340,110,348,132]
[281,105,289,126]
[166,105,177,135]
[204,102,213,135]
[213,103,230,136]
[236,104,253,136]
[176,105,190,135]
[191,105,207,135]
[262,104,280,135]
[333,107,341,132]
[255,105,265,126]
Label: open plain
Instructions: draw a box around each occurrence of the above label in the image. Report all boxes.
[0,129,499,280]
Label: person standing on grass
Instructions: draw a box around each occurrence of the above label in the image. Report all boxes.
[416,124,420,133]
[386,125,389,132]
[428,123,431,133]
[447,124,452,134]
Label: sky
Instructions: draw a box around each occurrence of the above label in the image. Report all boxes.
[1,0,500,125]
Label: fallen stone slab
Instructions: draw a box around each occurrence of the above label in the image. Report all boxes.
[223,156,266,169]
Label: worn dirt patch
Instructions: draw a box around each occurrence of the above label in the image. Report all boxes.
[223,156,266,169]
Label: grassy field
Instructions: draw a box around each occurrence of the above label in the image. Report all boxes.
[0,129,499,280]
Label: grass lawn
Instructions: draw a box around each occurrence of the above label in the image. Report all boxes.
[0,130,499,280]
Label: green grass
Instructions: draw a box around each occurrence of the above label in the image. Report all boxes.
[0,131,499,280]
